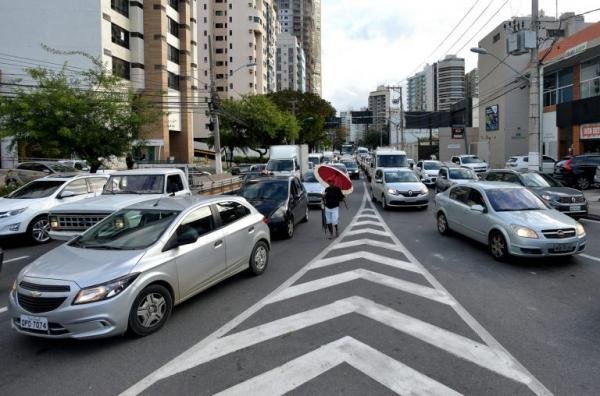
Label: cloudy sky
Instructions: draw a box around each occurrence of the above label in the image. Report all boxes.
[321,0,600,111]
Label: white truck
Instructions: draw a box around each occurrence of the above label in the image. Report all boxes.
[366,149,409,182]
[266,145,309,179]
[48,168,191,241]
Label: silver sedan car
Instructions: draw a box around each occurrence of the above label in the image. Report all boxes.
[435,182,586,261]
[8,196,270,339]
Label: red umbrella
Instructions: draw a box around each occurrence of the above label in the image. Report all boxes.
[314,164,353,195]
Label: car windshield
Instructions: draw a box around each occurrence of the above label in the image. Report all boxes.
[342,161,357,169]
[6,180,65,199]
[461,156,484,164]
[308,157,321,166]
[267,160,294,172]
[103,175,165,194]
[332,164,347,172]
[486,188,547,212]
[71,209,180,250]
[385,171,418,183]
[538,173,563,187]
[449,169,476,180]
[377,154,408,168]
[49,163,76,172]
[521,173,551,188]
[240,180,288,202]
[423,162,442,170]
[303,172,318,183]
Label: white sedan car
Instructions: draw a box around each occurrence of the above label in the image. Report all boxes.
[371,168,429,210]
[0,174,108,243]
[435,182,586,261]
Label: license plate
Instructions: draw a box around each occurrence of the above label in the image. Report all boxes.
[20,314,48,331]
[553,244,574,253]
[570,206,582,212]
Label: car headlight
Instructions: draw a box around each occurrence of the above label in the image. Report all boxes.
[73,273,139,305]
[0,208,27,218]
[387,189,399,195]
[270,207,287,220]
[420,187,429,195]
[511,225,539,239]
[11,280,17,296]
[49,216,59,229]
[576,222,586,237]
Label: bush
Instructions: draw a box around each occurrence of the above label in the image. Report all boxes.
[0,185,19,197]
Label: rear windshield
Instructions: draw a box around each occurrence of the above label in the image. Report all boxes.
[449,169,477,180]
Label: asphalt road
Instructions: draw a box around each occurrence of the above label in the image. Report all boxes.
[1,177,599,395]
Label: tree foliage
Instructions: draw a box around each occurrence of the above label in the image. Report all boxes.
[359,126,389,149]
[0,56,160,172]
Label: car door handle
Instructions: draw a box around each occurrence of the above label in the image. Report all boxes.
[248,226,255,233]
[214,240,223,248]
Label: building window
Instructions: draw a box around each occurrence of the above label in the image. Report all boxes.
[168,0,179,11]
[168,45,180,64]
[112,57,130,80]
[168,72,180,90]
[580,57,600,99]
[543,68,573,106]
[111,0,129,17]
[168,17,179,38]
[111,23,129,49]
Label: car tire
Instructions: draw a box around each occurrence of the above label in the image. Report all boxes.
[249,240,269,275]
[128,284,173,337]
[302,207,309,223]
[576,177,590,190]
[437,213,450,235]
[27,215,51,244]
[284,217,294,239]
[489,231,509,261]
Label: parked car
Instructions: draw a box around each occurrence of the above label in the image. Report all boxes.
[340,159,360,180]
[250,164,267,172]
[48,169,192,241]
[0,174,109,244]
[554,156,572,173]
[230,164,253,176]
[302,171,325,207]
[554,154,600,190]
[371,168,429,210]
[238,176,308,238]
[435,183,587,261]
[4,162,78,187]
[435,166,479,193]
[8,196,270,339]
[505,155,556,174]
[415,160,442,186]
[483,169,587,217]
[450,155,489,174]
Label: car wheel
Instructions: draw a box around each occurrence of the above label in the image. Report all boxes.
[302,207,309,223]
[576,177,590,190]
[28,215,51,244]
[249,241,269,275]
[284,217,294,239]
[437,213,450,235]
[128,284,173,337]
[489,231,509,261]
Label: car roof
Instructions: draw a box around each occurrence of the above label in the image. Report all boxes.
[471,181,523,190]
[110,168,183,176]
[41,173,109,181]
[378,167,412,172]
[126,196,248,211]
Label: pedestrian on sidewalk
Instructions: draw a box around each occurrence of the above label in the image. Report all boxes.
[323,178,347,239]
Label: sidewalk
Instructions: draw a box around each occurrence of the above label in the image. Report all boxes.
[584,189,600,220]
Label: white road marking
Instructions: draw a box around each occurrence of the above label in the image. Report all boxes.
[265,269,455,306]
[329,238,402,253]
[3,256,29,264]
[352,220,384,228]
[580,218,600,225]
[216,336,461,396]
[0,307,7,314]
[355,214,379,221]
[345,227,390,237]
[580,253,600,263]
[312,251,420,274]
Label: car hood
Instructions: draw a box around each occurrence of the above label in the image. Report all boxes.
[530,186,583,197]
[247,199,285,217]
[49,194,164,213]
[303,182,324,194]
[0,197,48,211]
[497,210,577,230]
[423,170,440,177]
[21,245,145,288]
[387,182,425,192]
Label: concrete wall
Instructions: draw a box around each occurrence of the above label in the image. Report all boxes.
[439,127,479,162]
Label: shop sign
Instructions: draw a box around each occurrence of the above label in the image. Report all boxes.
[451,126,465,139]
[581,124,600,140]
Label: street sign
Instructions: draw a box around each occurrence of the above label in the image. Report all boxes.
[581,124,600,140]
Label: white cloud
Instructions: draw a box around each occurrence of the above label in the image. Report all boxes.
[322,0,600,111]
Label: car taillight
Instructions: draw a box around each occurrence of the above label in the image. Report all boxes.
[262,216,269,224]
[564,159,572,172]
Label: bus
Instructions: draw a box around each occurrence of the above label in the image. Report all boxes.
[341,144,353,156]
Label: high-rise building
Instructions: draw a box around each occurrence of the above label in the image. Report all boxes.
[368,86,391,132]
[276,32,306,92]
[194,0,279,140]
[465,68,479,98]
[340,111,363,144]
[276,0,322,96]
[407,70,427,111]
[436,55,465,111]
[0,0,199,163]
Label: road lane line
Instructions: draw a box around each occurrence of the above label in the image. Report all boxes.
[0,307,7,314]
[580,218,600,225]
[3,256,29,264]
[580,253,600,263]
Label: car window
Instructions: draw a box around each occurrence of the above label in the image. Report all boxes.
[451,157,459,164]
[303,172,317,183]
[166,174,184,194]
[521,173,551,188]
[502,173,521,184]
[88,177,108,193]
[417,162,423,169]
[449,186,470,204]
[449,169,476,180]
[485,172,502,182]
[216,201,250,226]
[439,168,448,178]
[17,163,34,171]
[62,179,89,196]
[592,157,600,165]
[466,188,486,208]
[30,163,51,173]
[177,206,214,239]
[293,179,305,193]
[6,180,65,199]
[542,156,554,162]
[486,188,547,212]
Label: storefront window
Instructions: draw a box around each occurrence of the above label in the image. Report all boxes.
[580,57,600,99]
[544,68,573,106]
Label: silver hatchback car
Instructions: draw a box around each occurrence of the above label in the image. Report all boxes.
[9,196,270,339]
[435,182,586,261]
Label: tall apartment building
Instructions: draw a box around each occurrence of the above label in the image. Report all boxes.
[368,86,391,132]
[340,110,364,144]
[0,0,198,163]
[407,70,428,111]
[465,68,479,98]
[436,55,465,111]
[194,0,279,140]
[276,32,306,92]
[276,0,322,96]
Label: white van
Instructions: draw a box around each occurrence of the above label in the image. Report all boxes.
[267,145,309,179]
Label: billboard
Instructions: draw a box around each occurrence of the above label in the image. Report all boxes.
[351,111,373,125]
[485,105,499,131]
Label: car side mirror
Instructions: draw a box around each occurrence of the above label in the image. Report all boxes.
[177,232,198,247]
[375,178,383,184]
[441,175,447,180]
[470,204,485,213]
[59,191,76,199]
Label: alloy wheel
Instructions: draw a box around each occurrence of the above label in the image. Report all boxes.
[254,245,268,271]
[437,214,448,235]
[286,218,294,238]
[490,233,507,259]
[576,177,590,190]
[32,218,51,243]
[136,293,167,329]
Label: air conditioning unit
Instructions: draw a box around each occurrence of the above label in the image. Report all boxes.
[507,31,537,55]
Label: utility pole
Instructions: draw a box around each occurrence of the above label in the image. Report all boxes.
[528,0,541,171]
[208,35,223,174]
[399,87,404,151]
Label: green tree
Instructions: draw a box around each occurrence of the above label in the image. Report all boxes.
[0,59,160,172]
[267,90,336,150]
[359,126,389,149]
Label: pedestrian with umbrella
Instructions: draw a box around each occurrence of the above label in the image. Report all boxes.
[315,165,352,239]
